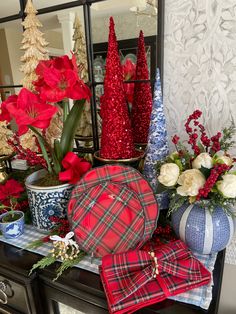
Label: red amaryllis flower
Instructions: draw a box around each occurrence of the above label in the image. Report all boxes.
[33,59,54,91]
[34,54,91,103]
[0,95,18,122]
[6,88,58,135]
[59,152,92,184]
[122,59,136,104]
[0,179,24,206]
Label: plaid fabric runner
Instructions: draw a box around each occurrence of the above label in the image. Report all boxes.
[99,240,212,314]
[68,165,159,257]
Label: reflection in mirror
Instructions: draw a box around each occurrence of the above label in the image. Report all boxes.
[0,1,20,18]
[33,0,79,10]
[91,0,157,106]
[0,19,23,96]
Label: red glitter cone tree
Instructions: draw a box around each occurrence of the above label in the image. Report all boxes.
[131,30,153,144]
[100,17,136,159]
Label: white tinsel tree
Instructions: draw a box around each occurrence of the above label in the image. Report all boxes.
[20,0,49,91]
[73,14,101,137]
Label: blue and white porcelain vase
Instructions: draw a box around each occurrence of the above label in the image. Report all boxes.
[172,202,235,254]
[143,68,169,209]
[0,210,24,239]
[25,169,73,231]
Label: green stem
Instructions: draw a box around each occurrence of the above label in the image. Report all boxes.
[63,99,70,123]
[29,126,53,173]
[59,99,85,161]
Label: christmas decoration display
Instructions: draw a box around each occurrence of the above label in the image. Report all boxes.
[67,164,159,257]
[100,17,136,159]
[20,0,49,91]
[143,68,169,208]
[73,14,93,138]
[131,30,153,144]
[100,240,211,314]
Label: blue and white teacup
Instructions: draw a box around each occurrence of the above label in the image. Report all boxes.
[0,211,24,239]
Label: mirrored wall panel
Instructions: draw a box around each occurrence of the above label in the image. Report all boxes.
[0,1,20,18]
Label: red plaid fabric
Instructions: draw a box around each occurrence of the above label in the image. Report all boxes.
[99,240,211,314]
[67,165,159,257]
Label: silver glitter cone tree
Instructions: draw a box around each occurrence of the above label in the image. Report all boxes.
[143,68,169,209]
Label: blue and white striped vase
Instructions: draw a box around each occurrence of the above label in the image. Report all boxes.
[171,202,235,254]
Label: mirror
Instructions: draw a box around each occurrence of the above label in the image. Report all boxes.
[0,0,163,150]
[0,1,20,19]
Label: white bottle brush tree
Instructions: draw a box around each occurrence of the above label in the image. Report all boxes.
[20,0,49,91]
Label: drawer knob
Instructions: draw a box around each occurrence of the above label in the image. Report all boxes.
[0,281,8,304]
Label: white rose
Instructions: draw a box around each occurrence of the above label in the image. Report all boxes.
[158,163,180,187]
[217,174,236,198]
[192,153,213,169]
[177,169,206,196]
[215,155,233,167]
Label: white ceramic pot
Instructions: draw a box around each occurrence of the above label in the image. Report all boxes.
[25,169,73,231]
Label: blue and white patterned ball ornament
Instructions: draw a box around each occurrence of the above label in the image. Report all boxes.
[143,68,169,209]
[172,203,235,254]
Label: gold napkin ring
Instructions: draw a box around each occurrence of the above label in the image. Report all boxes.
[148,251,159,278]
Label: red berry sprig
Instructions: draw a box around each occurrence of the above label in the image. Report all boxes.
[7,133,47,168]
[185,110,202,155]
[49,216,71,238]
[142,224,177,251]
[197,163,229,200]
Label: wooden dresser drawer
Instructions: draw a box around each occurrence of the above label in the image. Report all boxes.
[0,274,31,314]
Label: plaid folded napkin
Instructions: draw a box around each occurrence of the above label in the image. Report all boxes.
[99,240,211,314]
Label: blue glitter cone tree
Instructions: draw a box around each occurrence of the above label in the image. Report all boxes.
[143,68,169,208]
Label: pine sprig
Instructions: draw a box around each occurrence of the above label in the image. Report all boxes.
[25,239,46,250]
[220,122,236,152]
[168,193,188,216]
[29,255,57,275]
[53,251,86,281]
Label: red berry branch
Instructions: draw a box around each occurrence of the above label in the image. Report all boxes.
[8,133,47,168]
[197,163,230,200]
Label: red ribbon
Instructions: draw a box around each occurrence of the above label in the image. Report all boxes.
[59,152,91,184]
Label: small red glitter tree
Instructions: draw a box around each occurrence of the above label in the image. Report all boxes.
[131,30,153,144]
[100,17,136,159]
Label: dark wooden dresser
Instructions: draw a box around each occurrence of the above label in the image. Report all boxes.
[0,241,225,314]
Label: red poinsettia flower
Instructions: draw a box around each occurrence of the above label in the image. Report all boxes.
[6,88,58,135]
[0,179,24,206]
[59,152,92,184]
[34,54,91,103]
[0,95,18,122]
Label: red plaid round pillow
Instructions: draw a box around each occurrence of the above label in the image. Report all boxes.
[67,165,159,257]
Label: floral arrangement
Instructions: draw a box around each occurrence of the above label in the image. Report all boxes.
[0,54,92,185]
[156,110,236,214]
